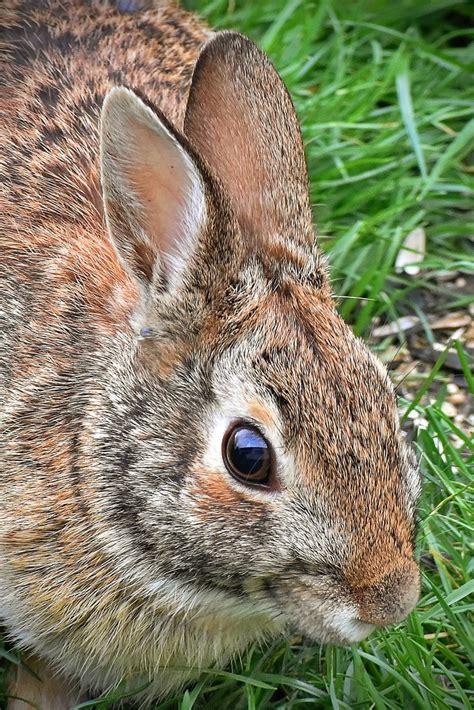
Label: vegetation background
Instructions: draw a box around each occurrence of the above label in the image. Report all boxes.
[1,0,472,708]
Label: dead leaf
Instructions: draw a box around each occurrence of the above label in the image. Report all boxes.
[430,312,472,330]
[410,341,474,372]
[395,227,426,275]
[373,315,421,337]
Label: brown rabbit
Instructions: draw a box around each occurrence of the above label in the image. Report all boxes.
[0,0,421,707]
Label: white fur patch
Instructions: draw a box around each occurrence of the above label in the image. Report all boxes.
[328,603,374,643]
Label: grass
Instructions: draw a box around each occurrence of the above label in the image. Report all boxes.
[1,0,473,708]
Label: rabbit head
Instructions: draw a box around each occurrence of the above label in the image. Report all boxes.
[97,32,421,655]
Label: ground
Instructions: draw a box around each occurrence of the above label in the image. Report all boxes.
[1,0,472,708]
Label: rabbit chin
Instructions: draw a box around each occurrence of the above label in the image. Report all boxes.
[274,593,375,646]
[290,610,375,646]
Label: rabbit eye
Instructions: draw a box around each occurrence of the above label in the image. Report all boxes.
[222,424,272,486]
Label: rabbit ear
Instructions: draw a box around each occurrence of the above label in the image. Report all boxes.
[100,87,206,294]
[184,32,313,247]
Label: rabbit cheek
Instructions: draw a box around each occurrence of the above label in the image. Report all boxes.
[190,470,244,512]
[189,469,267,521]
[187,467,273,579]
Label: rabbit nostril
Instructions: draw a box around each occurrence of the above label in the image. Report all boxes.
[352,561,420,627]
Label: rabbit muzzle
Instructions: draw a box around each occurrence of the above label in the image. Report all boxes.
[350,559,420,627]
[266,560,419,645]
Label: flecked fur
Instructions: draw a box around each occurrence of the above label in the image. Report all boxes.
[1,1,421,707]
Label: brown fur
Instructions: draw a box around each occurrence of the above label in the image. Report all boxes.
[1,1,421,708]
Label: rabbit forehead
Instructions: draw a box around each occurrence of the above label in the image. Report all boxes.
[208,295,397,465]
[205,294,419,519]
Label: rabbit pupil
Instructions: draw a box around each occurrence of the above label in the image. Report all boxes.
[224,425,271,485]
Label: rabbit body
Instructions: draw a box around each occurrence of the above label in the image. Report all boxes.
[1,1,421,706]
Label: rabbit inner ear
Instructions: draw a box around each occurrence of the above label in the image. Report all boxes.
[184,32,313,247]
[100,87,206,294]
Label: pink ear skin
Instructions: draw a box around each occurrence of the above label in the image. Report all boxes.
[184,32,314,250]
[100,87,207,297]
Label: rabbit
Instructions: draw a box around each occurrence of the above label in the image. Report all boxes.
[0,0,422,707]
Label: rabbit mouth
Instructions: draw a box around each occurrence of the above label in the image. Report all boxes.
[292,615,375,646]
[258,575,376,646]
[279,600,375,646]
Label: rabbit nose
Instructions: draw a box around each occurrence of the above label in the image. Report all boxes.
[352,560,420,627]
